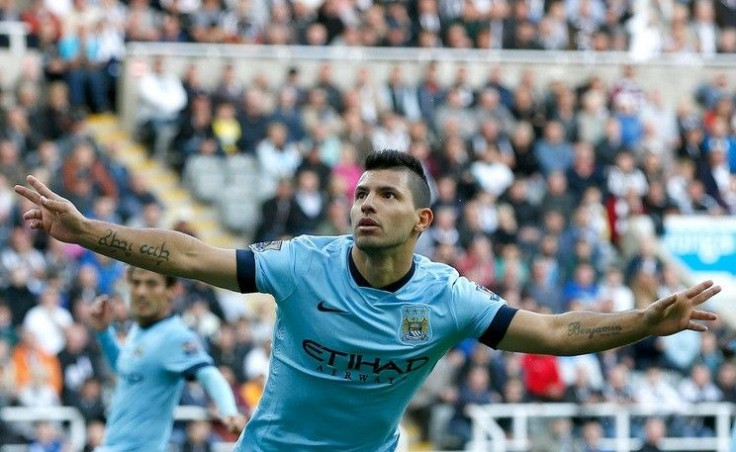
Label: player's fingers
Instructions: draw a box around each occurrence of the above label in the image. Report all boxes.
[23,209,42,221]
[692,285,721,305]
[684,280,714,298]
[30,220,42,229]
[40,196,68,212]
[14,184,42,205]
[225,420,237,433]
[655,293,677,311]
[691,310,717,321]
[91,295,109,314]
[227,415,246,434]
[27,175,62,200]
[686,320,708,332]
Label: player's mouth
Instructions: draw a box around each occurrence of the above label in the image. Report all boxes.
[357,218,380,230]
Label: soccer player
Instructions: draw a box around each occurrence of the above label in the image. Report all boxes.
[15,151,720,451]
[87,267,246,451]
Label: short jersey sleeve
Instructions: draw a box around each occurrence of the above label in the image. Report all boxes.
[451,277,517,347]
[248,239,299,302]
[162,328,213,378]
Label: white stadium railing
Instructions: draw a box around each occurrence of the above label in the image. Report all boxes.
[3,403,733,451]
[0,406,230,452]
[1,405,410,452]
[467,402,734,452]
[1,406,86,451]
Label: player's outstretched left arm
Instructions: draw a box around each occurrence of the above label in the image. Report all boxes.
[496,280,721,356]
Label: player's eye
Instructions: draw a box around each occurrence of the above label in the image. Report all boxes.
[355,191,366,200]
[383,192,396,199]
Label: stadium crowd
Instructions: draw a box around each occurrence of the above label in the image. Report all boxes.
[0,0,736,450]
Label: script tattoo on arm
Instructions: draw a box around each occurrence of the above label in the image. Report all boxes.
[139,241,171,266]
[567,322,623,339]
[97,230,133,257]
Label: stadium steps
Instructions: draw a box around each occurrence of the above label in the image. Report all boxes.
[87,114,246,250]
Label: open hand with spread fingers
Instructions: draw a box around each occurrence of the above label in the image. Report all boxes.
[643,280,721,336]
[14,175,87,244]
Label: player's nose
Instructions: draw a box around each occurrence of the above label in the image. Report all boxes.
[360,193,376,213]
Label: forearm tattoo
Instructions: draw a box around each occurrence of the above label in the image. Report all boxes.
[567,322,623,339]
[97,230,171,265]
[98,230,133,256]
[139,242,171,265]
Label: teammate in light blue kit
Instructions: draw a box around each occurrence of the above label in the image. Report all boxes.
[16,151,721,452]
[88,267,246,451]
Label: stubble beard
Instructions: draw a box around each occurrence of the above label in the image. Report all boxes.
[354,233,406,256]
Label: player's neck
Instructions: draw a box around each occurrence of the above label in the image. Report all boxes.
[137,311,172,329]
[350,246,414,289]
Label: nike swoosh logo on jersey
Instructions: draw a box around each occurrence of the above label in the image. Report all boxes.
[317,301,348,314]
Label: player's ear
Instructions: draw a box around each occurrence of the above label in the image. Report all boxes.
[414,208,433,233]
[165,282,176,300]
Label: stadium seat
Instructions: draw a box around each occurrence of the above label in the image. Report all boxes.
[183,155,227,203]
[216,186,262,235]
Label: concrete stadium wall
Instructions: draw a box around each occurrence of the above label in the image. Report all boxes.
[119,43,736,132]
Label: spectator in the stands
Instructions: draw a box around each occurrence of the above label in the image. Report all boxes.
[136,56,187,161]
[23,286,72,356]
[125,0,160,42]
[534,120,574,175]
[271,87,306,143]
[57,23,110,113]
[57,324,101,405]
[211,101,242,155]
[69,376,106,423]
[61,142,117,214]
[237,89,271,154]
[35,83,73,141]
[0,140,27,188]
[635,366,687,436]
[256,121,301,198]
[1,227,47,292]
[28,421,65,452]
[286,169,328,236]
[12,328,63,399]
[636,417,667,452]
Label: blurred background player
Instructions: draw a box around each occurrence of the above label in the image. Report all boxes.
[87,266,246,451]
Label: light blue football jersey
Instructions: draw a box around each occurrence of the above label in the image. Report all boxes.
[233,235,514,452]
[98,316,213,452]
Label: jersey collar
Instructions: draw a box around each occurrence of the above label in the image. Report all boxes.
[138,313,174,329]
[348,247,415,293]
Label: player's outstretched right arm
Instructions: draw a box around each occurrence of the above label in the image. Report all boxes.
[15,175,240,291]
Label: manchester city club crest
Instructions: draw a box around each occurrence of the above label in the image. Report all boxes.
[399,305,432,344]
[250,240,284,252]
[474,282,501,301]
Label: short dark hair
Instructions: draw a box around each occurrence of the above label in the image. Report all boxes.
[364,150,431,208]
[126,266,177,288]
